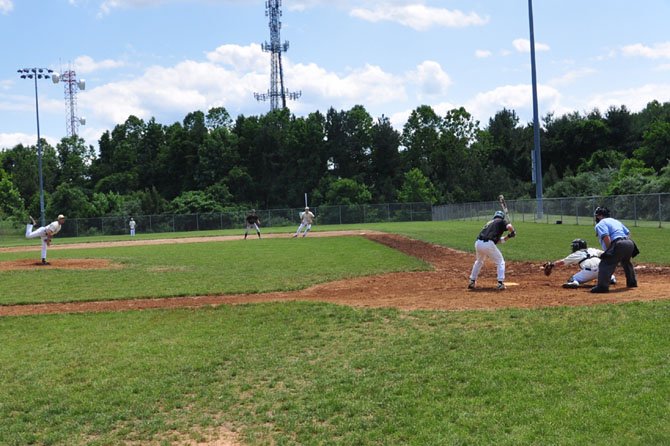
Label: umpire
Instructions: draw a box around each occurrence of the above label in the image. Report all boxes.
[591,206,638,293]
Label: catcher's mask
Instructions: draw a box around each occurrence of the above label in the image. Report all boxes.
[571,238,587,252]
[493,210,505,219]
[594,206,610,219]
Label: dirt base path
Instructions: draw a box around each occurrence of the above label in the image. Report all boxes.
[1,232,668,317]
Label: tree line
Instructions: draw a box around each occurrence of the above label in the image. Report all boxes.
[1,100,669,222]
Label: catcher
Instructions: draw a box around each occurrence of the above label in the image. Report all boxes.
[543,238,616,288]
[25,214,65,265]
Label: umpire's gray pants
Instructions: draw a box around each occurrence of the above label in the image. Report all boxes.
[597,238,637,289]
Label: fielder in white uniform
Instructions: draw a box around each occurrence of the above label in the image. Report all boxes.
[548,238,616,288]
[292,207,315,237]
[25,214,65,265]
[129,218,136,237]
[468,210,516,290]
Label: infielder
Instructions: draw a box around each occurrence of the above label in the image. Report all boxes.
[244,209,261,239]
[468,210,516,290]
[292,206,314,238]
[129,217,136,237]
[543,239,616,288]
[25,214,65,265]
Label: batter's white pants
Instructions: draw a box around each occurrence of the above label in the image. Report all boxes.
[469,239,505,282]
[25,224,49,260]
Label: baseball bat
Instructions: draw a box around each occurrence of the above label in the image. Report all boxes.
[498,194,509,214]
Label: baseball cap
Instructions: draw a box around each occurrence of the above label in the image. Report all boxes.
[57,214,66,219]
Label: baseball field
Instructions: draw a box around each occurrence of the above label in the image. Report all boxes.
[1,221,669,445]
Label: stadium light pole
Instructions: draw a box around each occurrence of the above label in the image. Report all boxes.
[17,67,60,227]
[528,0,543,219]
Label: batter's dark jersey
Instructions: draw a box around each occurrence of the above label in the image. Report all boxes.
[477,218,508,244]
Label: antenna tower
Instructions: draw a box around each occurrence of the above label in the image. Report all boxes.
[254,0,301,110]
[61,69,86,137]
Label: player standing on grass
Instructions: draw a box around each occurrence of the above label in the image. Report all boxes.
[25,214,65,265]
[292,206,314,238]
[129,217,136,237]
[468,210,516,290]
[244,209,261,239]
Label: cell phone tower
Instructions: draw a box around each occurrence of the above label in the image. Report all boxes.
[57,69,86,137]
[254,0,301,111]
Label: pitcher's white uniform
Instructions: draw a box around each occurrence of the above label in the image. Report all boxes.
[25,215,65,264]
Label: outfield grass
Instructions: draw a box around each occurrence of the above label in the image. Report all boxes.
[1,301,669,445]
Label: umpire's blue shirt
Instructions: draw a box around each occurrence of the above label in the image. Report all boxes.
[595,218,630,250]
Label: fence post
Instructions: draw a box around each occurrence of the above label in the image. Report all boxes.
[659,193,662,229]
[633,195,637,227]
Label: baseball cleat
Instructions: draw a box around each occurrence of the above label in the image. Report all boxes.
[468,280,475,289]
[497,281,505,290]
[562,280,580,289]
[590,286,609,293]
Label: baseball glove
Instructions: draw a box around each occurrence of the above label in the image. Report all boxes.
[543,262,554,276]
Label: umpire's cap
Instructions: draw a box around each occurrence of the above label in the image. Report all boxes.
[594,206,610,218]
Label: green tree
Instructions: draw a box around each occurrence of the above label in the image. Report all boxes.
[368,115,402,202]
[0,169,25,219]
[324,178,372,205]
[397,168,438,204]
[634,120,670,172]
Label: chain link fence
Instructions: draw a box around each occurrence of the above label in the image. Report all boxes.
[39,202,432,238]
[433,193,670,228]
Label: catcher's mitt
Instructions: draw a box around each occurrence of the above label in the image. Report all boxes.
[543,262,554,276]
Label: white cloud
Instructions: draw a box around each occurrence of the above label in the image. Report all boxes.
[350,4,488,31]
[621,42,670,59]
[466,83,561,124]
[548,68,596,87]
[587,83,670,113]
[73,55,126,74]
[512,38,550,53]
[0,132,59,150]
[206,44,267,72]
[475,49,492,59]
[0,0,13,14]
[408,61,451,98]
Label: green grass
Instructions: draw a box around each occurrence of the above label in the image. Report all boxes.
[0,237,428,305]
[1,301,669,445]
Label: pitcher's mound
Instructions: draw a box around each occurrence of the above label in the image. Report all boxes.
[0,258,119,271]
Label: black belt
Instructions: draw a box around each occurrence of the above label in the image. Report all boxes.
[478,237,491,242]
[612,237,629,243]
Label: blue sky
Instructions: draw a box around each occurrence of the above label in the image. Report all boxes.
[2,0,670,151]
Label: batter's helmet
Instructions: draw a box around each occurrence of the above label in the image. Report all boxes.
[493,210,505,219]
[594,206,610,218]
[571,238,587,252]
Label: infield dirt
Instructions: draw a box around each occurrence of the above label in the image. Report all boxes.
[1,231,668,317]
